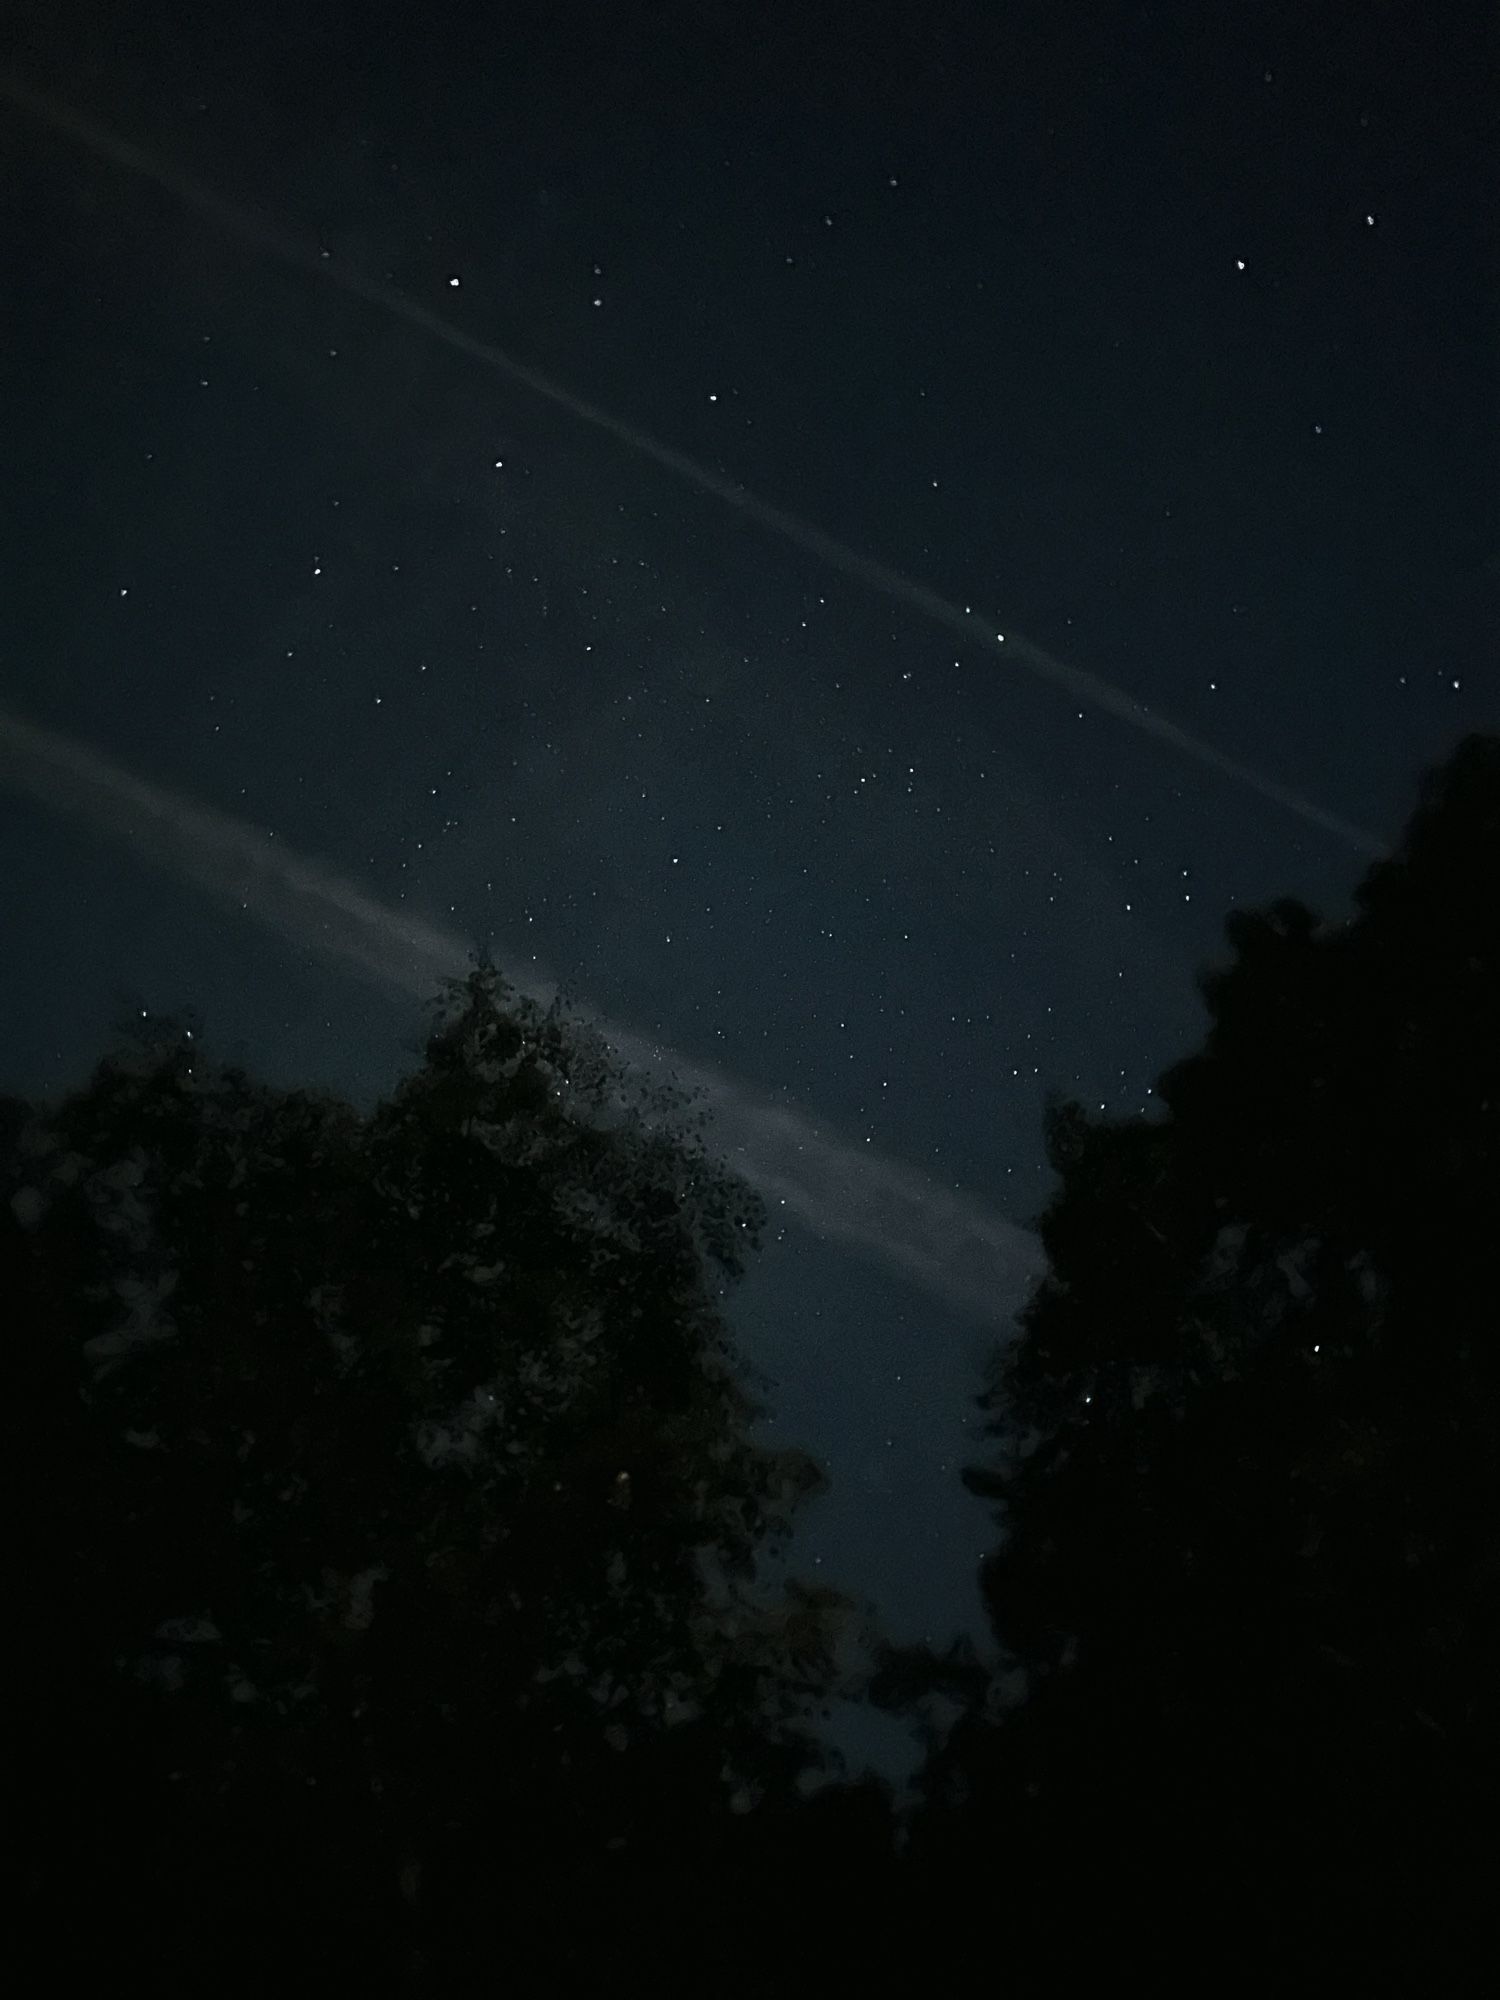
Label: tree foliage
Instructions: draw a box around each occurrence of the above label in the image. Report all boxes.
[895,734,1500,1980]
[9,957,885,1988]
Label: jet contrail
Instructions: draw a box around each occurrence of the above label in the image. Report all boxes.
[1,71,1387,860]
[0,703,1047,1326]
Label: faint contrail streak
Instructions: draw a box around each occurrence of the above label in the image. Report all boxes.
[0,72,1386,859]
[0,704,1047,1326]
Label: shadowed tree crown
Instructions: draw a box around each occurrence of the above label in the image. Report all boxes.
[8,953,879,1984]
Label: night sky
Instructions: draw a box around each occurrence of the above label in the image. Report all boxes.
[3,1,1494,1775]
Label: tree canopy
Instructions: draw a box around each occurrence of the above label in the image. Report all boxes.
[892,733,1500,1982]
[9,955,886,1989]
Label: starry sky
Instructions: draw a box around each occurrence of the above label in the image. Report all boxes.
[2,0,1494,1767]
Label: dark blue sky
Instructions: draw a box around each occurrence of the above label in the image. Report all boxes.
[2,0,1494,1755]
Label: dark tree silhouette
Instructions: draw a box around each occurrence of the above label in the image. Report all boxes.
[890,734,1500,1982]
[8,957,891,1991]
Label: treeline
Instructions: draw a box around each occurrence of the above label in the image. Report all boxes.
[9,734,1498,1990]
